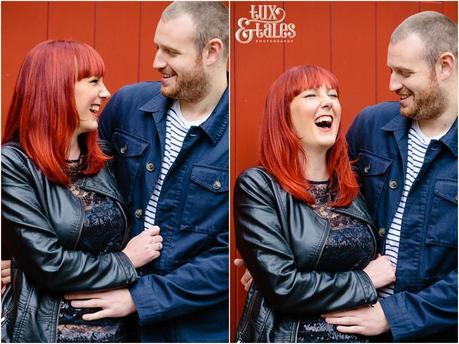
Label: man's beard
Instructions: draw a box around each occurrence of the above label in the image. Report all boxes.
[399,76,447,121]
[160,59,209,103]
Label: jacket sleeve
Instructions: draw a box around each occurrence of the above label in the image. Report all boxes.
[1,147,138,292]
[234,169,377,316]
[380,269,457,341]
[128,231,228,325]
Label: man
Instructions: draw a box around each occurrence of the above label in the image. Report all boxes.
[237,10,457,342]
[66,2,229,342]
[322,11,457,342]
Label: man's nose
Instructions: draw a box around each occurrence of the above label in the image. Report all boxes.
[389,73,402,92]
[153,50,166,70]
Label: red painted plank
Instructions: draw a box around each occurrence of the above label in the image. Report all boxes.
[232,1,285,176]
[94,2,140,95]
[1,2,48,131]
[285,2,331,69]
[420,1,444,12]
[138,2,169,82]
[331,2,376,131]
[231,1,285,337]
[48,2,95,44]
[444,1,458,22]
[375,2,419,103]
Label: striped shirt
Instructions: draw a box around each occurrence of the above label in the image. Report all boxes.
[144,101,210,229]
[379,121,445,298]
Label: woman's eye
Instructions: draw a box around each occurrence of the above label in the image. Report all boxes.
[328,94,338,98]
[303,94,316,98]
[90,79,99,84]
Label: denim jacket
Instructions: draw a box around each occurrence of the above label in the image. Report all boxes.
[99,82,229,342]
[347,101,457,342]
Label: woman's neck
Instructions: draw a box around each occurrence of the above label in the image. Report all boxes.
[303,150,329,182]
[68,134,81,160]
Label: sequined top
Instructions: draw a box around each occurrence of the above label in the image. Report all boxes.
[57,159,129,343]
[297,181,375,343]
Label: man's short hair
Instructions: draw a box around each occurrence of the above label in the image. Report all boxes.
[162,1,229,59]
[391,11,458,68]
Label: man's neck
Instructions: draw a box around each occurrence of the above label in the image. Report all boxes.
[418,84,457,137]
[179,72,227,122]
[418,107,457,138]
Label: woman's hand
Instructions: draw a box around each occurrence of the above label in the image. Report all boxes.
[363,254,396,289]
[1,259,11,294]
[122,226,163,268]
[234,258,253,291]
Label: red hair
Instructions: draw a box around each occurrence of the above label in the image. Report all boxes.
[259,65,359,207]
[3,40,109,185]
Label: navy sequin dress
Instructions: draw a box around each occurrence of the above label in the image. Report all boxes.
[296,181,375,343]
[57,160,130,343]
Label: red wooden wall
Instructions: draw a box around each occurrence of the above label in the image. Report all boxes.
[1,1,171,130]
[230,1,458,339]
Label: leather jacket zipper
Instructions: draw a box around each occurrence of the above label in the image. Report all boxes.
[294,320,300,343]
[367,223,378,258]
[116,200,130,247]
[52,297,63,342]
[73,198,85,249]
[237,286,257,341]
[313,223,330,269]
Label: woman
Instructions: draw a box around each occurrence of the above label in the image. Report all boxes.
[1,40,163,342]
[234,65,395,342]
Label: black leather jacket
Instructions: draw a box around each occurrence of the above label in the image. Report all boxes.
[234,167,378,342]
[1,143,138,342]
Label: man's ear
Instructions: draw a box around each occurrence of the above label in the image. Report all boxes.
[436,52,456,81]
[203,38,224,65]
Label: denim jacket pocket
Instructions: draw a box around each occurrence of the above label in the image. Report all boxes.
[426,179,457,248]
[421,179,457,281]
[112,130,149,203]
[356,150,392,216]
[180,164,228,235]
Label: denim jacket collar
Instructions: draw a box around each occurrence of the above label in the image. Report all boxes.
[381,112,457,158]
[138,87,229,146]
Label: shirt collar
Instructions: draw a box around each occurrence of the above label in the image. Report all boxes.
[138,86,228,145]
[382,110,457,157]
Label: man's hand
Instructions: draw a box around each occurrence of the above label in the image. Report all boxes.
[65,288,136,321]
[234,258,253,291]
[1,259,11,294]
[322,302,390,336]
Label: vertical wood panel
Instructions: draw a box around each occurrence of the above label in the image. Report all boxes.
[95,2,141,94]
[1,2,48,130]
[233,1,284,176]
[138,2,168,81]
[444,1,458,22]
[331,2,376,131]
[420,1,444,12]
[375,2,418,103]
[48,2,95,44]
[231,2,284,340]
[285,2,331,69]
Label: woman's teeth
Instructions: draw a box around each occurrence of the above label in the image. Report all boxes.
[314,115,333,128]
[89,104,100,113]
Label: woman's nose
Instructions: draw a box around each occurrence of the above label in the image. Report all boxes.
[99,83,111,99]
